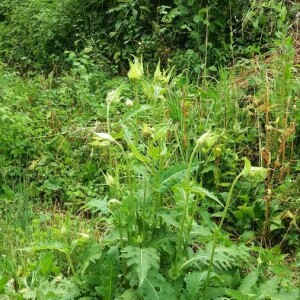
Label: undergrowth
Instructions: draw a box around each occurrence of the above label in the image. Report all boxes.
[0,1,300,299]
[0,39,299,299]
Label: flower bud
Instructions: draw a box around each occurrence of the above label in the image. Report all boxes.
[125,98,134,107]
[106,86,122,105]
[127,56,143,80]
[242,157,268,183]
[104,173,115,186]
[108,198,122,210]
[196,130,218,149]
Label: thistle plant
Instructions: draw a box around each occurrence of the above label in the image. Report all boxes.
[203,158,267,299]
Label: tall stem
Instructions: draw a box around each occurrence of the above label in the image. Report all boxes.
[202,171,243,299]
[175,142,201,265]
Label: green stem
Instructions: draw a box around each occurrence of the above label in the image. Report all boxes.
[202,171,243,299]
[107,103,110,134]
[175,141,201,267]
[66,252,76,276]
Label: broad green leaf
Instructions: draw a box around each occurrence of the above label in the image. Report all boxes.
[206,287,227,299]
[0,276,10,293]
[21,242,67,254]
[94,132,116,142]
[156,209,180,228]
[256,276,279,298]
[226,289,249,300]
[152,124,169,142]
[192,185,223,207]
[178,244,249,274]
[156,163,198,192]
[139,271,176,300]
[123,127,151,164]
[237,205,255,219]
[127,142,151,164]
[95,246,120,300]
[85,197,110,214]
[115,289,138,300]
[239,270,258,294]
[121,246,159,286]
[78,242,102,274]
[146,233,178,248]
[184,271,207,299]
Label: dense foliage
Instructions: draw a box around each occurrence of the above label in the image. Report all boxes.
[0,0,299,299]
[0,0,292,74]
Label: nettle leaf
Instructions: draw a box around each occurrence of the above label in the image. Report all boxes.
[139,270,177,300]
[184,271,207,299]
[121,246,159,286]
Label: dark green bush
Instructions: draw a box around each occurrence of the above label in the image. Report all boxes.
[0,0,290,74]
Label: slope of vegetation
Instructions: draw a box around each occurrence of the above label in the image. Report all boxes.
[0,1,299,299]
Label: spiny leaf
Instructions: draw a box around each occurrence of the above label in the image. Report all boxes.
[184,271,207,299]
[239,270,258,294]
[156,209,181,228]
[121,246,159,286]
[255,276,280,298]
[95,246,120,300]
[78,242,102,274]
[178,244,249,274]
[139,270,177,300]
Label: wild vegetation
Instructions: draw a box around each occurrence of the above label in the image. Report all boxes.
[0,1,299,299]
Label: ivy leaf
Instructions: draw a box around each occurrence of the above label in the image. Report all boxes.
[139,270,177,300]
[121,246,159,286]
